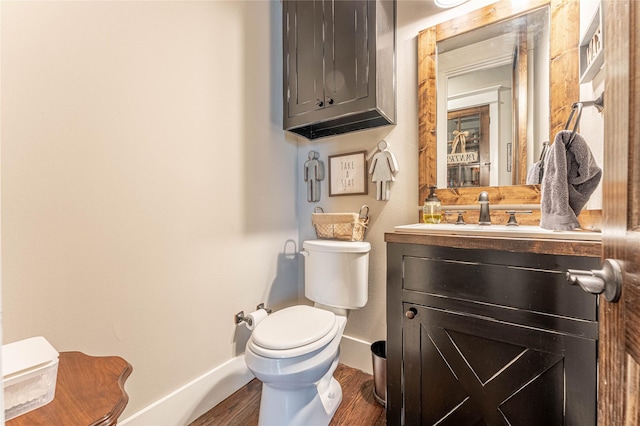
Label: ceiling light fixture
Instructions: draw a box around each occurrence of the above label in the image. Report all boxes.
[434,0,469,8]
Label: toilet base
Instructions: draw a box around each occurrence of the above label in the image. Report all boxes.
[257,356,342,426]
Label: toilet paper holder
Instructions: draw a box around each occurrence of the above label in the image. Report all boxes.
[235,303,272,326]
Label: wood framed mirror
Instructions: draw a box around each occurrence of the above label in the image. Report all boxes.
[417,0,579,217]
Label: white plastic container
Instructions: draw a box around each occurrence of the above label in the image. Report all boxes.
[3,336,59,421]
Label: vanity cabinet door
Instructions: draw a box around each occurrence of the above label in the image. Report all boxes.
[403,303,596,426]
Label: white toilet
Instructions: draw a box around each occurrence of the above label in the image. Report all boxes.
[245,239,371,426]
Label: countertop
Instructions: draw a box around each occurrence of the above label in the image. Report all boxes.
[385,229,601,257]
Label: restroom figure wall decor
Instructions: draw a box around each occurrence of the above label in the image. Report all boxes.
[304,150,324,202]
[369,140,399,201]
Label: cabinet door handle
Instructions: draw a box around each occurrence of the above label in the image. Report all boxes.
[405,308,417,319]
[566,258,623,302]
[326,97,334,105]
[316,99,324,107]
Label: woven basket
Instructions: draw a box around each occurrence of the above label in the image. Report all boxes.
[311,206,369,241]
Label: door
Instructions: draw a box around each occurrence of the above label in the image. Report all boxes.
[284,0,324,117]
[404,303,596,425]
[446,106,490,188]
[326,0,369,106]
[599,1,640,424]
[284,1,370,118]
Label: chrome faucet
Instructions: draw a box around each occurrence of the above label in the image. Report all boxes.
[478,191,491,225]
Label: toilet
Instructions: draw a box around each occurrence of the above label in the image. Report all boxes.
[244,239,371,426]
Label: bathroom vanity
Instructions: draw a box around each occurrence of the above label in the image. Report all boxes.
[385,230,601,426]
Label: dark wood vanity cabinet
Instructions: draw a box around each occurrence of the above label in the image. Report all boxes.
[386,241,600,426]
[282,0,396,139]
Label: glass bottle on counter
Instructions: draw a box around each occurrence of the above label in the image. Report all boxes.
[423,186,442,224]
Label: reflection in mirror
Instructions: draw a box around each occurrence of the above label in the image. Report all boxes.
[437,7,549,188]
[417,0,580,210]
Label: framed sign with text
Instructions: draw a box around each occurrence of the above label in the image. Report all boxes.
[328,151,368,196]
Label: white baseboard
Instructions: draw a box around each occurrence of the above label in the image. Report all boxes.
[339,335,375,375]
[119,356,254,426]
[120,336,375,425]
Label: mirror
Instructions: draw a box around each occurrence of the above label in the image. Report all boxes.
[418,0,579,205]
[437,7,549,188]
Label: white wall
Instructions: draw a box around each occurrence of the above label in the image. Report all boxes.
[1,0,298,419]
[579,0,605,210]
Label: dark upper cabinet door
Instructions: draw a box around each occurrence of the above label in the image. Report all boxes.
[285,1,369,116]
[284,0,325,117]
[325,0,370,106]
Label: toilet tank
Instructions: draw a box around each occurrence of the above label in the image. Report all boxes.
[302,240,371,309]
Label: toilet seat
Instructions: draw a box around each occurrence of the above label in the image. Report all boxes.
[248,305,339,359]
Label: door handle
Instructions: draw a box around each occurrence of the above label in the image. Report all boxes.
[566,258,623,302]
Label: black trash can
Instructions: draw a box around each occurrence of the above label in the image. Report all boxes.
[371,340,386,406]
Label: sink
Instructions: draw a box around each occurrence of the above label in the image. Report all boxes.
[394,223,601,241]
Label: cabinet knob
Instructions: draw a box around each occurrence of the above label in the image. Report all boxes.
[566,258,623,302]
[326,97,334,105]
[405,308,417,319]
[316,99,324,107]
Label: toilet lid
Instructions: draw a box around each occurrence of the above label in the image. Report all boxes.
[252,305,337,350]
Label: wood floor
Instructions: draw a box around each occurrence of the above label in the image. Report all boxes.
[189,364,386,426]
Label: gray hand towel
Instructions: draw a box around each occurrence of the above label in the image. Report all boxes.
[540,130,602,230]
[526,141,550,184]
[526,161,543,184]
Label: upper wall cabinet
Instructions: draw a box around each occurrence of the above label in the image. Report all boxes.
[282,0,396,140]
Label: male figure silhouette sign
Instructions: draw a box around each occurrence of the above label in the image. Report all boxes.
[304,150,324,202]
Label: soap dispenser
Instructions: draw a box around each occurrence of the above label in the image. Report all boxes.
[423,186,442,224]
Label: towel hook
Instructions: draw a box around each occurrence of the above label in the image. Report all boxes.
[564,102,583,149]
[564,93,604,150]
[578,92,605,113]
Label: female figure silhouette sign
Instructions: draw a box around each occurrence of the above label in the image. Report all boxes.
[369,141,399,201]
